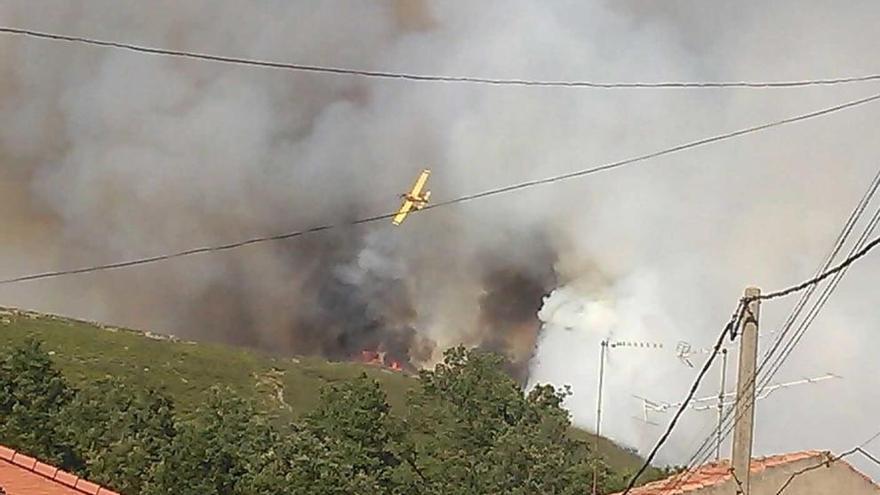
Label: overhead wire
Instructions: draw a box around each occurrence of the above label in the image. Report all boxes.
[3,21,879,494]
[774,430,880,495]
[732,170,880,442]
[626,169,880,493]
[753,232,880,301]
[737,165,880,393]
[3,26,880,90]
[750,166,880,336]
[620,302,746,494]
[0,210,396,285]
[426,89,880,211]
[3,91,880,286]
[660,166,880,493]
[3,22,880,495]
[774,449,879,495]
[666,213,880,492]
[622,227,880,494]
[757,199,880,390]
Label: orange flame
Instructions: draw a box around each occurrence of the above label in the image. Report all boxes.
[360,350,382,364]
[357,350,404,372]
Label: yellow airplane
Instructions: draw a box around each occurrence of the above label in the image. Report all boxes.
[392,169,431,226]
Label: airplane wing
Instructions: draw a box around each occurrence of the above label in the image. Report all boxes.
[409,169,431,197]
[392,200,414,226]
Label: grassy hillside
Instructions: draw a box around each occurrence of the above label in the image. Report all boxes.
[0,305,651,475]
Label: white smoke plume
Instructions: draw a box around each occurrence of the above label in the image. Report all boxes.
[1,0,879,474]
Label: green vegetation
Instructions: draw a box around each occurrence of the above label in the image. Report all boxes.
[0,306,665,492]
[0,307,414,419]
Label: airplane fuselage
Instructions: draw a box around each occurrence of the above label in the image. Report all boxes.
[401,192,430,209]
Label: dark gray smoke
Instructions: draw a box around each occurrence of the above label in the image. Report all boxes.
[476,233,558,383]
[0,0,567,370]
[283,229,429,366]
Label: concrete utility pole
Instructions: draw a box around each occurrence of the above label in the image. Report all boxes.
[732,287,760,495]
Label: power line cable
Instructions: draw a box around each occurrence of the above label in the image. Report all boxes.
[771,449,877,495]
[732,165,880,430]
[626,230,880,494]
[3,26,880,90]
[774,430,880,495]
[753,233,880,301]
[761,205,880,374]
[3,90,879,286]
[860,447,880,467]
[621,302,746,495]
[753,198,880,406]
[697,193,880,468]
[0,211,397,285]
[751,166,880,339]
[427,88,880,210]
[734,166,880,395]
[736,187,880,459]
[666,174,880,494]
[673,244,872,488]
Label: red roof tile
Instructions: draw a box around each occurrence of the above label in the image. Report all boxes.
[0,445,121,495]
[614,451,828,495]
[53,470,80,488]
[75,479,101,495]
[34,461,60,478]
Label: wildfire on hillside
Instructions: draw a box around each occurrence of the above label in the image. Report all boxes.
[358,349,405,372]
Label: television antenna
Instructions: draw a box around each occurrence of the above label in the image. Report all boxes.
[632,373,841,458]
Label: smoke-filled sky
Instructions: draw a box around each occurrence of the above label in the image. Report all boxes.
[1,0,879,474]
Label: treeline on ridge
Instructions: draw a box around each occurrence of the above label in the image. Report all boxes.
[0,338,637,494]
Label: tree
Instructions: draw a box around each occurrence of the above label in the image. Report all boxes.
[479,385,604,494]
[248,374,411,495]
[60,378,176,494]
[305,374,403,490]
[405,346,612,494]
[145,387,273,495]
[0,339,629,494]
[0,338,76,468]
